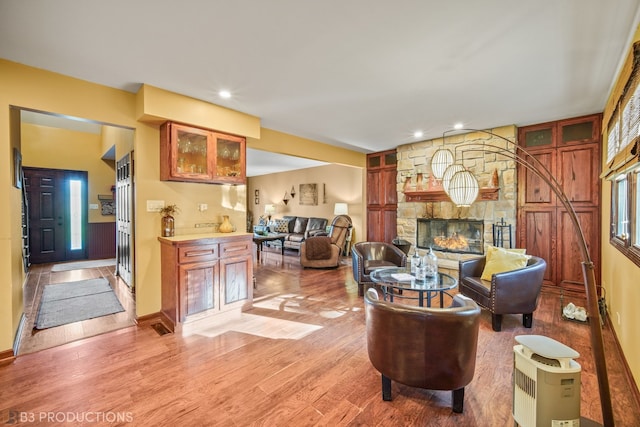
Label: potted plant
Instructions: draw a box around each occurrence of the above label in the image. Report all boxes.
[159,204,179,237]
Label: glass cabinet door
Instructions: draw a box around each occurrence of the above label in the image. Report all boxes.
[214,133,245,183]
[172,125,211,179]
[519,123,555,149]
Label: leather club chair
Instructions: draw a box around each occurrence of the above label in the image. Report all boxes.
[364,288,481,413]
[458,255,547,331]
[351,242,407,296]
[300,215,351,268]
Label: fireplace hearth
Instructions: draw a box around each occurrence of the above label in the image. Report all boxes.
[417,218,484,255]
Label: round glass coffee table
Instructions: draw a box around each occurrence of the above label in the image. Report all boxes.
[369,267,458,307]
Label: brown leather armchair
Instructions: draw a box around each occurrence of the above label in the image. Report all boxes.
[300,215,351,268]
[364,288,481,413]
[351,242,407,296]
[459,255,547,331]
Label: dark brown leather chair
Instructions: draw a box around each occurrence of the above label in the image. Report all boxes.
[300,215,351,268]
[351,242,407,296]
[459,255,547,331]
[364,288,480,413]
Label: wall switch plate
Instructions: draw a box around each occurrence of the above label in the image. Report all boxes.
[147,200,165,212]
[89,203,99,210]
[198,203,208,212]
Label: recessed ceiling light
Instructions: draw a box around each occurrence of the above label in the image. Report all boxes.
[219,90,231,99]
[454,122,464,130]
[413,130,424,138]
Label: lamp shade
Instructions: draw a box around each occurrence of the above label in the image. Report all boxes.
[448,170,479,207]
[264,204,276,215]
[430,149,454,179]
[334,202,348,215]
[442,163,465,195]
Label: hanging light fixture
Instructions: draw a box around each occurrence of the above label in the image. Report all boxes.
[448,169,479,206]
[282,191,290,205]
[441,163,465,194]
[290,185,296,198]
[430,148,454,180]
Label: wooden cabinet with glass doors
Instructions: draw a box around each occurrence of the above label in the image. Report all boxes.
[160,121,246,184]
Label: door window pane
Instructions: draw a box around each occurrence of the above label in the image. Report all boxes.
[69,179,83,250]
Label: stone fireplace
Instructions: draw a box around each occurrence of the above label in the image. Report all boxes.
[395,126,519,276]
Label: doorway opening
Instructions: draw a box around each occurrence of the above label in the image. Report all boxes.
[16,108,136,354]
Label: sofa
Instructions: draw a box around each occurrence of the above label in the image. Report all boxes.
[266,216,328,251]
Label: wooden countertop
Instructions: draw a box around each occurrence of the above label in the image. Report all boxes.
[158,232,252,245]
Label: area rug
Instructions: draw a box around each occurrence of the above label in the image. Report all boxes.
[35,278,124,329]
[51,258,116,272]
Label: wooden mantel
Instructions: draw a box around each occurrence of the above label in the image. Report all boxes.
[404,187,499,203]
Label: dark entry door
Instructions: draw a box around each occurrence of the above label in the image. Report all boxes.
[24,167,87,264]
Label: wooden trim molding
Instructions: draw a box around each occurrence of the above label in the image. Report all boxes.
[404,187,499,203]
[136,311,175,333]
[608,312,640,412]
[0,349,16,367]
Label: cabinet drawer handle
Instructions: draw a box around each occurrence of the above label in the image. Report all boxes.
[185,250,215,257]
[224,246,249,253]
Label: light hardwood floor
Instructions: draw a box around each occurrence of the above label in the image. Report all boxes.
[18,261,136,355]
[2,248,639,426]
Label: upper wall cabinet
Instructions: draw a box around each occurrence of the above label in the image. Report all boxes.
[160,121,246,184]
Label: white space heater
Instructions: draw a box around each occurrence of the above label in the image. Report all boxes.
[513,335,581,427]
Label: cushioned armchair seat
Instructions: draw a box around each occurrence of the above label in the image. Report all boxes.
[364,289,481,413]
[351,242,407,296]
[300,215,351,268]
[459,255,547,331]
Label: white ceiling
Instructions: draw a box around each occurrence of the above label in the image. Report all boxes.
[3,1,640,172]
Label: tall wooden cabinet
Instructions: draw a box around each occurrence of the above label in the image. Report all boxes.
[366,150,398,243]
[159,233,253,330]
[517,114,601,293]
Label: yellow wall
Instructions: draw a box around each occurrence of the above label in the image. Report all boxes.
[0,58,365,355]
[600,24,640,388]
[248,128,365,169]
[248,163,364,243]
[21,123,116,223]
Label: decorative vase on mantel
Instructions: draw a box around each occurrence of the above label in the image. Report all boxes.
[219,215,234,233]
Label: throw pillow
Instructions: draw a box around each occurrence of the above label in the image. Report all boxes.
[274,219,290,233]
[485,245,527,262]
[481,247,529,281]
[293,217,309,234]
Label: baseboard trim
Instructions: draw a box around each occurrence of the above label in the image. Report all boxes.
[608,316,640,411]
[136,311,175,333]
[0,348,16,366]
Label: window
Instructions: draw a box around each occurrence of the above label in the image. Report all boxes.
[606,43,640,266]
[614,176,629,241]
[69,179,83,250]
[635,170,640,248]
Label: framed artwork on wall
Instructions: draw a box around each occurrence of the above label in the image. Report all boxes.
[299,183,318,205]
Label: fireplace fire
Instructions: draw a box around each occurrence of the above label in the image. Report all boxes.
[417,219,484,255]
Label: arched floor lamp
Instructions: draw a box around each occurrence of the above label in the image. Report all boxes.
[439,128,613,427]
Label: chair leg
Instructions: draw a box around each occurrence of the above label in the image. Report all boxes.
[523,313,533,328]
[492,314,502,331]
[452,388,465,413]
[382,374,392,401]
